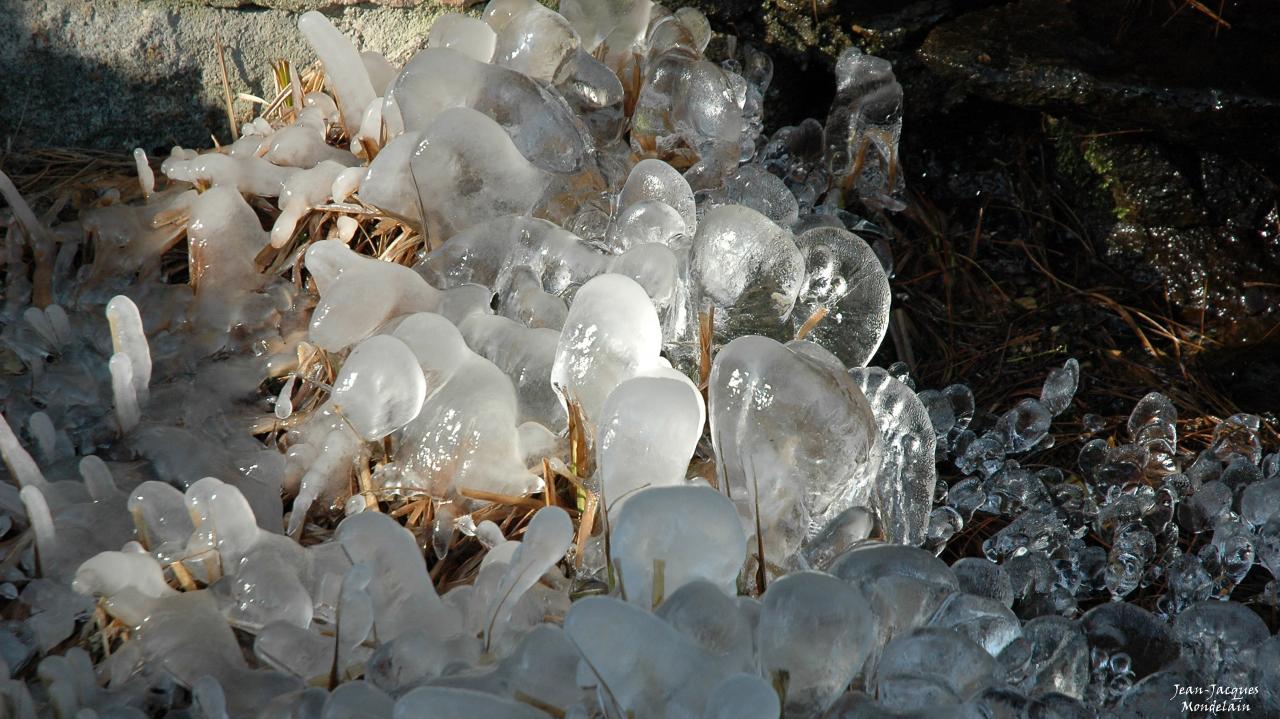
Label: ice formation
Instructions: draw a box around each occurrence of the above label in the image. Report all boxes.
[0,3,1276,719]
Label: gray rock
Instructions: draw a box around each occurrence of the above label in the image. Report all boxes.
[0,0,454,151]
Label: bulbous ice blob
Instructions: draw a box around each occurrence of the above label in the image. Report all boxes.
[793,226,891,368]
[655,580,755,672]
[390,313,542,498]
[105,295,151,401]
[271,160,347,248]
[328,335,426,442]
[305,240,442,351]
[874,628,997,709]
[597,375,704,512]
[417,216,679,313]
[185,187,273,332]
[848,366,937,545]
[410,107,550,242]
[388,48,592,174]
[359,133,420,222]
[550,274,663,429]
[825,47,905,210]
[72,551,174,628]
[298,12,376,136]
[721,164,800,227]
[758,571,875,716]
[128,481,194,552]
[457,313,566,432]
[619,158,697,237]
[265,121,359,169]
[800,505,875,571]
[484,506,572,646]
[394,687,549,719]
[554,48,626,144]
[498,266,568,329]
[564,596,734,718]
[492,3,580,82]
[703,673,780,719]
[1173,600,1269,679]
[605,199,686,252]
[184,477,265,568]
[631,55,748,177]
[928,592,1021,657]
[828,542,960,653]
[709,336,882,559]
[428,14,497,63]
[483,0,540,33]
[610,485,747,608]
[335,511,458,641]
[690,205,805,342]
[559,0,637,51]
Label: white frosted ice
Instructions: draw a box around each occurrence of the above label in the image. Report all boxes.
[550,273,663,430]
[410,107,550,242]
[610,485,746,608]
[298,12,377,136]
[597,374,704,512]
[709,335,882,566]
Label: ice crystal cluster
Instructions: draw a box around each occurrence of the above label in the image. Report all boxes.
[0,1,1276,717]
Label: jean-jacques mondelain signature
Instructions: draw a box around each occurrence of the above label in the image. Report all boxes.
[1171,683,1260,713]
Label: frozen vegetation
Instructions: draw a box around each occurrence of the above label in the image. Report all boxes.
[0,1,1277,717]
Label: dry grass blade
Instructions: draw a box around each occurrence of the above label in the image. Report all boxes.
[216,39,239,141]
[794,305,828,341]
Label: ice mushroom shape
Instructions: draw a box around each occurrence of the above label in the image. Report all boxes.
[757,571,876,716]
[304,240,442,351]
[389,312,542,498]
[492,2,581,83]
[298,11,376,137]
[618,157,698,237]
[385,48,592,174]
[849,366,938,545]
[550,273,664,430]
[564,596,735,719]
[709,335,883,563]
[427,14,497,63]
[609,485,747,609]
[409,107,551,243]
[690,205,805,342]
[793,226,891,368]
[328,334,427,443]
[483,506,573,647]
[596,373,704,513]
[457,312,566,432]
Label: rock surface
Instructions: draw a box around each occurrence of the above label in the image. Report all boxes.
[0,0,452,151]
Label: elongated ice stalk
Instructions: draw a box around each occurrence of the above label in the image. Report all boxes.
[43,304,72,347]
[109,353,141,434]
[23,307,58,348]
[19,486,56,571]
[0,412,47,489]
[134,148,155,199]
[78,456,118,501]
[27,412,57,464]
[298,12,377,137]
[106,296,151,403]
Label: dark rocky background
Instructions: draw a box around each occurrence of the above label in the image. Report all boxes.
[687,0,1279,435]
